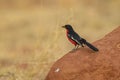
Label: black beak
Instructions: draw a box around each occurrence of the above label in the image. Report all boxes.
[62,26,65,28]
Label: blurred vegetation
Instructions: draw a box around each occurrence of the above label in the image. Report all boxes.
[0,0,119,80]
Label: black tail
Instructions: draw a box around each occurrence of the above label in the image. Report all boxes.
[85,41,99,51]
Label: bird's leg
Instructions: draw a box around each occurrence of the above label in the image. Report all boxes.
[79,43,84,47]
[72,45,79,51]
[75,45,79,49]
[72,47,76,51]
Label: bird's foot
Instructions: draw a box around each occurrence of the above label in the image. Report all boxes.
[71,45,79,51]
[72,48,76,51]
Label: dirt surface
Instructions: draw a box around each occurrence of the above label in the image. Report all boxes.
[45,26,120,80]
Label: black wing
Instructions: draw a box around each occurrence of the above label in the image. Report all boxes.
[67,31,83,46]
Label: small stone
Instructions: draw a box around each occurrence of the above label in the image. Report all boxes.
[54,68,60,73]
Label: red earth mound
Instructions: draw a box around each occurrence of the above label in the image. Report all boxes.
[45,26,120,80]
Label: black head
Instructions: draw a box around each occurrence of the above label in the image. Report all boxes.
[62,24,74,31]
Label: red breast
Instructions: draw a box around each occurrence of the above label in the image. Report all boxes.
[66,30,77,46]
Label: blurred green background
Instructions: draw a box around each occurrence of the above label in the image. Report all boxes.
[0,0,119,80]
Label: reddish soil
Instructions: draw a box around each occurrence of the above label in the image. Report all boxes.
[45,26,120,80]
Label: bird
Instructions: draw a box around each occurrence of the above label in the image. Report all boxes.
[62,24,99,51]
